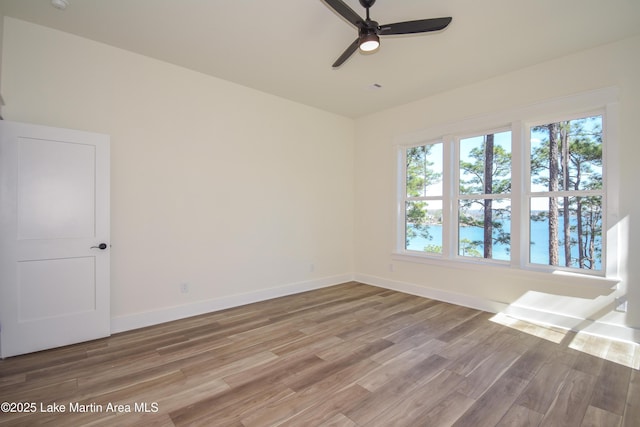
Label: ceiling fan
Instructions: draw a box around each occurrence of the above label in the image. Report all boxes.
[323,0,452,68]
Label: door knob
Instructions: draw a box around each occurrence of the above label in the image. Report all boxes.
[91,243,108,250]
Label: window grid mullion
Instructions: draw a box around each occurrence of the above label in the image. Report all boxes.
[444,135,455,259]
[511,120,525,269]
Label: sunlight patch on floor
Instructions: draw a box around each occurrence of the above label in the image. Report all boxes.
[568,332,640,370]
[490,312,568,343]
[490,312,640,369]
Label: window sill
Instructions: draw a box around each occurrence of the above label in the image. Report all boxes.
[391,252,620,291]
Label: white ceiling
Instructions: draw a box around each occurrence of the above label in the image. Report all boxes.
[1,0,639,118]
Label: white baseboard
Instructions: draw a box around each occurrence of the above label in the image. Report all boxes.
[355,273,640,344]
[354,273,508,313]
[502,304,640,344]
[111,272,638,344]
[111,273,354,334]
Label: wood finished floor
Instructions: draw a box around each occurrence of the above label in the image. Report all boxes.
[1,282,639,426]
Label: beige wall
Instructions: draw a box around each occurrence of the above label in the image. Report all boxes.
[1,18,355,327]
[2,15,639,340]
[354,35,640,336]
[0,4,4,117]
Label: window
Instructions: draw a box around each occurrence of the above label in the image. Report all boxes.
[405,142,443,254]
[458,130,512,261]
[529,115,604,271]
[397,89,617,279]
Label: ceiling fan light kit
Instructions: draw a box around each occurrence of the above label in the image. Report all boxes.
[323,0,452,67]
[359,32,379,52]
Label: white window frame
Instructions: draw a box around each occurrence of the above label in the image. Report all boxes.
[524,109,608,276]
[453,126,513,265]
[400,139,446,257]
[393,88,620,289]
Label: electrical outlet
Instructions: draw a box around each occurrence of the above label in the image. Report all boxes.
[309,263,315,273]
[615,297,627,313]
[180,283,189,294]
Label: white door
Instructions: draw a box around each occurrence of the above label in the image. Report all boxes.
[0,121,110,358]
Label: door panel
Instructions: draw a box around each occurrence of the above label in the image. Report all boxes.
[18,257,96,321]
[0,121,110,358]
[18,138,96,239]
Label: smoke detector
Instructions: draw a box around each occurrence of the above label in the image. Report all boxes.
[51,0,69,10]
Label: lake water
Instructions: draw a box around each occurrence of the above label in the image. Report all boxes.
[407,218,602,270]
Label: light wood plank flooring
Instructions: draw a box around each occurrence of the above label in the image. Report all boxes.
[1,282,638,426]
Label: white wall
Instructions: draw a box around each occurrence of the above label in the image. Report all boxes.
[1,18,355,330]
[354,35,640,340]
[3,16,639,342]
[0,4,4,117]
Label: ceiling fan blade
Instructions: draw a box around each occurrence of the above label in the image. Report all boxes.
[323,0,364,27]
[379,17,452,35]
[332,38,360,68]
